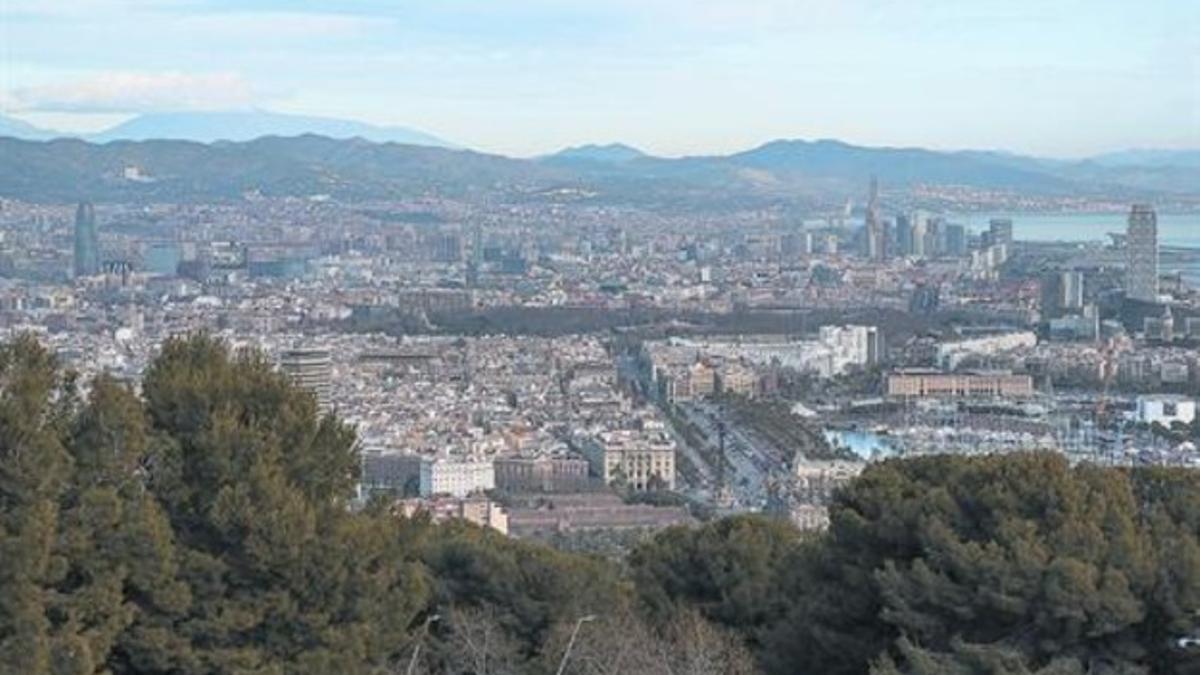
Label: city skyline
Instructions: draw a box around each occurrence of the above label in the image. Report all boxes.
[2,0,1197,157]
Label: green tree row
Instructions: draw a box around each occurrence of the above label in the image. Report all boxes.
[629,453,1200,674]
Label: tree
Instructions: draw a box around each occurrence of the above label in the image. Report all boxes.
[0,336,76,674]
[135,334,426,672]
[419,521,623,658]
[762,453,1200,674]
[629,515,805,656]
[541,607,755,675]
[433,605,523,675]
[57,375,191,674]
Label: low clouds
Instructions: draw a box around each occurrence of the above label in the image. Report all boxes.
[10,71,257,113]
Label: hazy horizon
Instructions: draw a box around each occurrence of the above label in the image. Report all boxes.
[2,0,1197,158]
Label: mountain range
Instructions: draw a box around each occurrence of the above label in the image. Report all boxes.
[0,110,454,147]
[0,113,1197,206]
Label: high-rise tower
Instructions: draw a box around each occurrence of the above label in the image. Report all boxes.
[1126,204,1158,303]
[73,201,100,277]
[280,348,334,410]
[988,218,1013,249]
[864,175,886,260]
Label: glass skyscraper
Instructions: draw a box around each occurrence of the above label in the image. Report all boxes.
[73,201,99,277]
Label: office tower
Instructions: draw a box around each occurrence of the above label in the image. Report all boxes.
[1126,204,1159,302]
[1040,273,1059,319]
[942,223,967,257]
[894,214,912,256]
[280,348,334,410]
[73,201,100,277]
[1061,270,1084,310]
[910,211,929,258]
[988,218,1014,249]
[1041,272,1068,320]
[925,218,943,258]
[864,176,886,260]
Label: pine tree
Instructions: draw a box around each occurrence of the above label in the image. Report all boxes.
[58,375,192,674]
[0,336,76,674]
[138,334,425,672]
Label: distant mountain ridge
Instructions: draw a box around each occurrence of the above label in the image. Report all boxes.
[0,131,1197,205]
[1088,149,1200,169]
[0,114,60,141]
[0,110,454,147]
[544,143,647,164]
[88,110,454,147]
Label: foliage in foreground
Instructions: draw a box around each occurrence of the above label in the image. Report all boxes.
[5,332,1200,674]
[0,334,748,674]
[630,454,1200,674]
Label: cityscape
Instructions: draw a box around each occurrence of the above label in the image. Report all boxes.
[2,0,1199,673]
[2,175,1198,536]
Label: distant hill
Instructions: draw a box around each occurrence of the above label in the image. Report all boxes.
[0,114,63,141]
[724,139,1073,191]
[87,110,454,147]
[0,135,556,203]
[1088,149,1200,169]
[543,143,647,165]
[0,133,1196,205]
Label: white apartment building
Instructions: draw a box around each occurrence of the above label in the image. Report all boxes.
[937,331,1037,370]
[818,325,883,373]
[420,458,496,497]
[1136,395,1196,427]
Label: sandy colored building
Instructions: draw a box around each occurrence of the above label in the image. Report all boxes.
[886,369,1034,399]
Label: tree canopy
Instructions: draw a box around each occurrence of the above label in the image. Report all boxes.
[4,332,1200,674]
[628,454,1200,674]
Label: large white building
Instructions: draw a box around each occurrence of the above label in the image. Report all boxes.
[1136,395,1196,427]
[646,327,883,387]
[818,325,884,372]
[421,458,496,497]
[937,331,1037,370]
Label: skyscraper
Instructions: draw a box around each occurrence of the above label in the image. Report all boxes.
[864,175,887,261]
[942,223,967,257]
[924,218,943,258]
[988,218,1013,249]
[911,211,929,258]
[1126,204,1159,303]
[280,348,334,410]
[894,214,912,257]
[1040,270,1083,320]
[1061,270,1084,310]
[73,201,100,277]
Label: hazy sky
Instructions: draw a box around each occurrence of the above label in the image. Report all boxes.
[1,0,1197,157]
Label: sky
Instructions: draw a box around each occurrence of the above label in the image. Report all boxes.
[1,0,1197,157]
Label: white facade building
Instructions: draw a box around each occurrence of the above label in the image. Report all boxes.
[819,325,883,373]
[1136,395,1196,427]
[938,331,1037,370]
[421,458,496,497]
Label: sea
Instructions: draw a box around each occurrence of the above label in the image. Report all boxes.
[946,212,1200,249]
[950,212,1200,284]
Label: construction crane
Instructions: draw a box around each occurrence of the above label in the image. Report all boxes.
[1094,338,1122,464]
